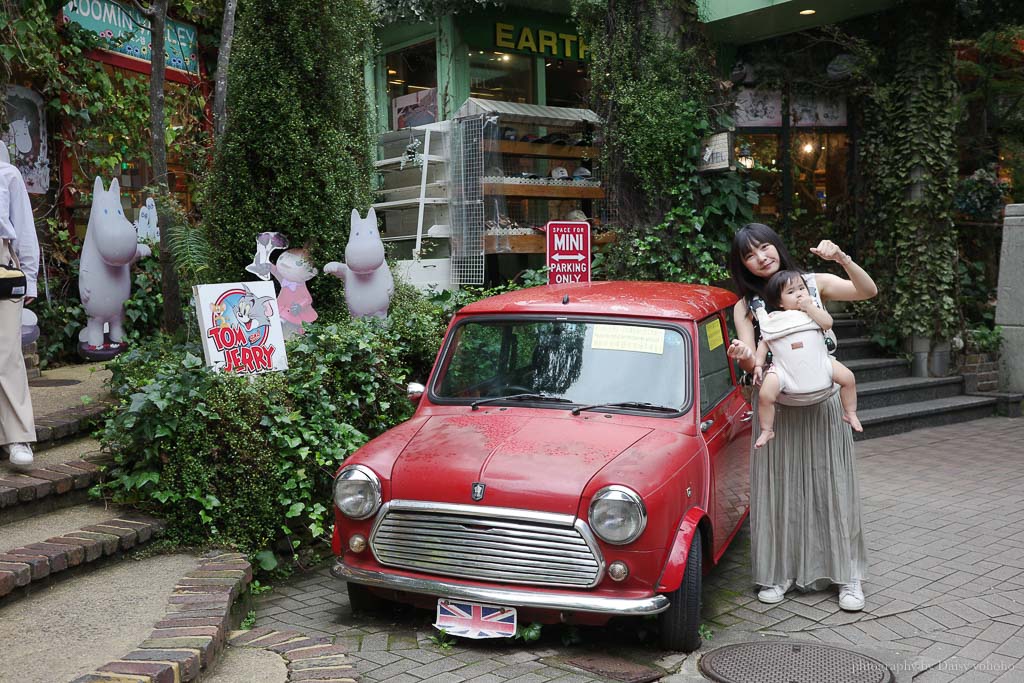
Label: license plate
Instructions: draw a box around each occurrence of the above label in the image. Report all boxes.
[433,598,518,639]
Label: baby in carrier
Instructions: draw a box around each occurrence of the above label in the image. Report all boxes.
[753,270,862,448]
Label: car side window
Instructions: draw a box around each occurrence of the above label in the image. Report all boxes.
[724,307,744,383]
[697,315,733,415]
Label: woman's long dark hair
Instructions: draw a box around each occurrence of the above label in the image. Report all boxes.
[727,223,803,301]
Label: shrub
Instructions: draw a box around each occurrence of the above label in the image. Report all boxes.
[98,317,416,561]
[954,166,1008,221]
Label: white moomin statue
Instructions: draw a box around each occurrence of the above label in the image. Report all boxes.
[323,208,394,319]
[78,176,151,358]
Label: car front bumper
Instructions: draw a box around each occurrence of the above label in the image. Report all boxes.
[332,559,670,616]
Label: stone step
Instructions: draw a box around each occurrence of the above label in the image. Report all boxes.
[0,505,166,601]
[26,365,113,453]
[834,336,883,362]
[856,376,965,411]
[844,357,911,383]
[856,395,998,440]
[831,317,868,340]
[0,438,110,527]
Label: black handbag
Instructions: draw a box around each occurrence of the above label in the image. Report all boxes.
[0,263,27,299]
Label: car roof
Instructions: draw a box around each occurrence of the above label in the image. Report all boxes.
[457,281,738,321]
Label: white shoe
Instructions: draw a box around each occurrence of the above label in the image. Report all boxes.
[839,581,865,611]
[7,443,34,468]
[757,579,794,604]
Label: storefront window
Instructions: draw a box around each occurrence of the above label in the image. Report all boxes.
[385,41,438,129]
[469,51,534,103]
[545,59,589,108]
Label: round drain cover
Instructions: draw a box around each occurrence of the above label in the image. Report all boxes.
[699,642,894,683]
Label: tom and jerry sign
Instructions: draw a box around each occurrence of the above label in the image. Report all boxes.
[194,282,288,374]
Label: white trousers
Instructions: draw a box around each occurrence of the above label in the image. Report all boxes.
[1,241,35,446]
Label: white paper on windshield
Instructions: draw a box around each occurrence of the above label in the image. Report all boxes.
[591,325,665,354]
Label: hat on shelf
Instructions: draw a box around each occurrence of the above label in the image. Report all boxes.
[550,166,570,181]
[485,166,505,177]
[571,167,592,180]
[566,209,592,222]
[501,126,517,141]
[519,134,540,143]
[518,171,540,179]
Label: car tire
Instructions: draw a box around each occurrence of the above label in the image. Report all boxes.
[346,581,383,614]
[658,530,703,652]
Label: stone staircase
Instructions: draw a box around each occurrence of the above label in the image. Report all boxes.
[0,362,261,683]
[832,317,1007,440]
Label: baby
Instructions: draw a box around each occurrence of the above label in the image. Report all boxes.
[753,270,862,448]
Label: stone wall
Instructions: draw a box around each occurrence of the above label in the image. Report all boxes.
[996,204,1024,392]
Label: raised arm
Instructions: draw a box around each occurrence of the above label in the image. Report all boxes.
[727,298,758,373]
[810,240,878,302]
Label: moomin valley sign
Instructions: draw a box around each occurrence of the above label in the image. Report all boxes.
[62,0,200,76]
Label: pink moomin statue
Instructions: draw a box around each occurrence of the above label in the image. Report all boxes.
[324,208,393,319]
[272,247,318,339]
[78,176,151,359]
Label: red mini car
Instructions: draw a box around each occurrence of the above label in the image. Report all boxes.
[331,281,751,651]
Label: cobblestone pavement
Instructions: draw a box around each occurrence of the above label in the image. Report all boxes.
[254,417,1024,682]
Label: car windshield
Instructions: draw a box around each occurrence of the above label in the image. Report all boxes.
[433,319,690,411]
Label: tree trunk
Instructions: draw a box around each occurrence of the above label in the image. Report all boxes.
[213,0,238,141]
[147,0,185,332]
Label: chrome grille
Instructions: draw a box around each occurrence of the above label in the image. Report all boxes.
[370,501,604,587]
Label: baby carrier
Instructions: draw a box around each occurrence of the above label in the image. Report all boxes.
[749,273,839,406]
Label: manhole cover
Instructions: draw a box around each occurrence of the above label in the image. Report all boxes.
[699,642,894,683]
[560,653,662,683]
[29,378,82,387]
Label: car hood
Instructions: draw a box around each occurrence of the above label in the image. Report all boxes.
[390,412,652,515]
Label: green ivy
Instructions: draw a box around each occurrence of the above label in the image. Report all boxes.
[203,0,375,314]
[573,0,758,284]
[855,6,959,342]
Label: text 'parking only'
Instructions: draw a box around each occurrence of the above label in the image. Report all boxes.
[546,221,591,285]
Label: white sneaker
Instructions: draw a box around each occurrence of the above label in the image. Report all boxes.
[839,581,865,611]
[7,443,34,468]
[757,579,794,604]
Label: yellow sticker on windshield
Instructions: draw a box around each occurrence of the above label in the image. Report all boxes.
[705,320,724,350]
[591,325,665,354]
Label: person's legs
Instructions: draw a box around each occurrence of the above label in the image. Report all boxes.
[755,372,781,448]
[0,294,37,467]
[831,359,862,432]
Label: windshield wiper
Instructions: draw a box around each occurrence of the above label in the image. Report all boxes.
[471,393,572,410]
[571,401,679,416]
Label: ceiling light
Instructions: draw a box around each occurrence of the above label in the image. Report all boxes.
[799,9,816,15]
[802,143,814,153]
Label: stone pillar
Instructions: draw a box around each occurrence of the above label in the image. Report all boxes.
[996,204,1024,392]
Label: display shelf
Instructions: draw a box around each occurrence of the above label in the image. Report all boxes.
[375,154,447,169]
[372,196,448,210]
[481,182,604,199]
[484,231,616,255]
[483,141,598,159]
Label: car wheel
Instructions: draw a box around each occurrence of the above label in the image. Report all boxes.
[346,581,383,614]
[658,530,703,652]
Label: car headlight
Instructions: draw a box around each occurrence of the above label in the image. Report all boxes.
[588,485,647,545]
[333,465,382,520]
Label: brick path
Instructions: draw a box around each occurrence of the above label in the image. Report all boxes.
[253,417,1024,682]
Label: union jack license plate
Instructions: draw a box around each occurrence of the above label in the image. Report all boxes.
[434,598,518,639]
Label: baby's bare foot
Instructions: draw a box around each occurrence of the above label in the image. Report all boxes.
[843,412,863,432]
[755,430,775,449]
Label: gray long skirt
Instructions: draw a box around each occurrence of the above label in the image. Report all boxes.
[750,389,868,591]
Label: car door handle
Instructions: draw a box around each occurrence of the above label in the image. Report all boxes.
[740,411,753,423]
[700,419,714,433]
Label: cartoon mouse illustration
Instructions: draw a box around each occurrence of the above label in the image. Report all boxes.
[324,208,394,319]
[272,247,318,338]
[233,284,276,342]
[211,302,229,329]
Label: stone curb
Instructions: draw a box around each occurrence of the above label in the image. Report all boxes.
[0,514,165,600]
[227,627,357,682]
[33,398,115,452]
[70,551,254,683]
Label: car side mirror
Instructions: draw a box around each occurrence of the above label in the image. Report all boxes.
[407,382,425,404]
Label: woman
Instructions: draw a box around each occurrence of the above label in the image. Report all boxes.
[726,223,877,611]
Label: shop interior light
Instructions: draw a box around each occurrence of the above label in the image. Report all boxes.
[501,55,510,61]
[799,9,816,15]
[802,142,815,154]
[387,68,397,75]
[388,80,405,85]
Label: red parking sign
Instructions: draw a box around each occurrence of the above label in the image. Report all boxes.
[545,221,591,285]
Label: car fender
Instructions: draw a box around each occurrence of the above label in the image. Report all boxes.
[655,506,709,592]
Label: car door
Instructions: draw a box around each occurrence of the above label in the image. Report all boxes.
[696,313,752,561]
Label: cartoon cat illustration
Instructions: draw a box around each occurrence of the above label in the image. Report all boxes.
[233,284,276,342]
